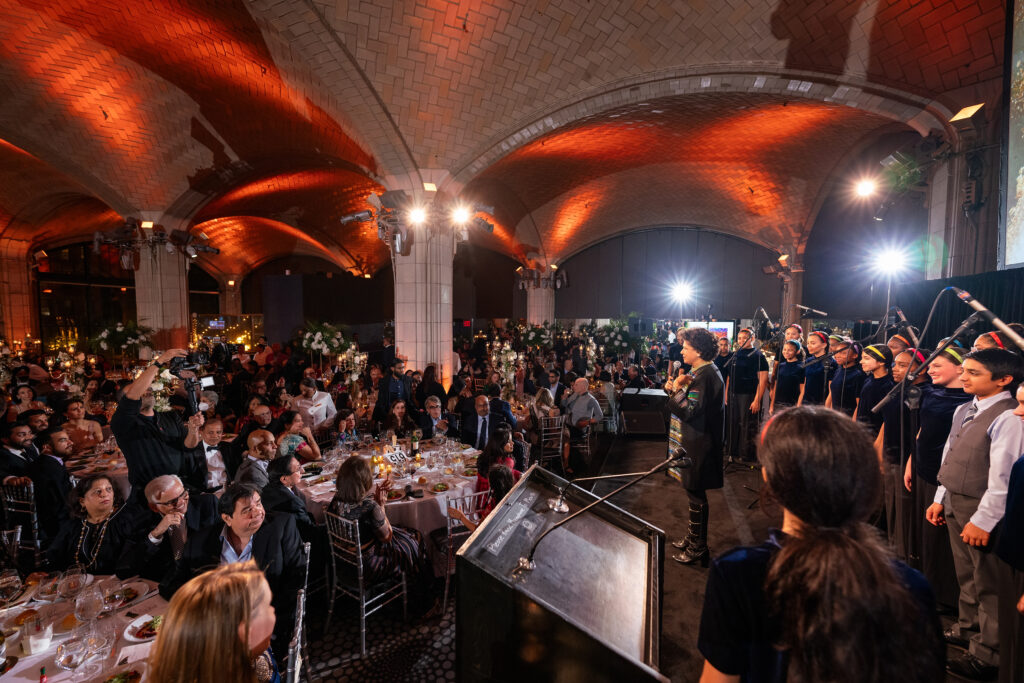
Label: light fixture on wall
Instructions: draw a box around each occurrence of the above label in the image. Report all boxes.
[91,217,220,271]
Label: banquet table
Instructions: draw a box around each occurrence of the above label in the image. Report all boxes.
[0,576,166,682]
[297,443,481,575]
[62,449,131,500]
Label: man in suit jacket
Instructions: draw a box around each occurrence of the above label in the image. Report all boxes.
[160,482,304,659]
[117,474,219,581]
[29,426,74,543]
[262,455,316,537]
[461,395,500,449]
[231,403,280,472]
[546,370,567,407]
[233,429,276,491]
[0,422,38,483]
[186,417,234,493]
[418,396,456,439]
[484,386,518,430]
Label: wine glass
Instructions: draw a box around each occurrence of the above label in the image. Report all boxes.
[0,569,22,604]
[55,637,89,680]
[58,565,86,601]
[75,585,104,634]
[101,580,125,614]
[435,435,447,452]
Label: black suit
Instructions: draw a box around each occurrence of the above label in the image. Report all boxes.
[160,513,304,658]
[488,398,518,431]
[0,445,37,479]
[460,413,500,449]
[116,492,219,581]
[231,418,282,468]
[186,439,237,493]
[260,481,316,539]
[548,382,567,408]
[27,454,72,543]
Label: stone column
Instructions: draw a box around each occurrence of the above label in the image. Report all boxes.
[394,231,455,387]
[525,284,555,326]
[0,240,35,344]
[219,275,243,317]
[135,248,190,349]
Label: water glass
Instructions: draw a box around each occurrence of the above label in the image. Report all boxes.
[101,580,125,613]
[0,569,22,603]
[55,637,88,674]
[58,568,86,601]
[435,435,447,451]
[75,585,104,632]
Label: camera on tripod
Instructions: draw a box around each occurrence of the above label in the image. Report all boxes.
[168,350,210,376]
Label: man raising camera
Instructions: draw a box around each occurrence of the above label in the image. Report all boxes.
[110,348,205,505]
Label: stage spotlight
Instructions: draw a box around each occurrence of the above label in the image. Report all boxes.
[873,247,908,276]
[452,206,471,224]
[408,207,427,225]
[855,179,877,197]
[671,282,692,302]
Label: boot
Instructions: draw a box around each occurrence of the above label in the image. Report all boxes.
[672,502,709,567]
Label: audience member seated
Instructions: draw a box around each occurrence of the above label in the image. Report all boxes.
[0,421,37,483]
[418,395,455,439]
[448,464,516,533]
[415,364,446,410]
[261,454,317,541]
[232,403,279,464]
[19,408,49,435]
[147,560,281,683]
[274,410,321,462]
[696,406,943,681]
[334,409,359,445]
[475,427,523,492]
[59,397,103,454]
[236,396,270,434]
[267,386,292,419]
[484,385,517,430]
[28,425,74,543]
[47,474,135,574]
[329,457,429,586]
[235,429,277,491]
[5,384,44,422]
[379,398,418,438]
[118,475,219,581]
[160,482,304,659]
[461,395,499,450]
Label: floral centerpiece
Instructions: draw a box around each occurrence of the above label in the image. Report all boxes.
[89,321,154,374]
[596,324,634,357]
[521,324,552,350]
[148,367,177,412]
[300,321,352,375]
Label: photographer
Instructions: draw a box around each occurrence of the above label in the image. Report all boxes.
[110,349,205,503]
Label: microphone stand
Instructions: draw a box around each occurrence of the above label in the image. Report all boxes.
[518,452,689,571]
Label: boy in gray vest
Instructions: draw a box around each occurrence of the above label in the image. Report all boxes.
[926,348,1024,680]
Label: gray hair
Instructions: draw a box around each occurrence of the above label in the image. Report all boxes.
[425,395,442,408]
[201,390,219,406]
[144,474,183,504]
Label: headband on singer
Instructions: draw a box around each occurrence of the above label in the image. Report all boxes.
[988,331,1005,349]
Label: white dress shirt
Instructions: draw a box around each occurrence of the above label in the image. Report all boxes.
[203,440,228,489]
[295,390,337,429]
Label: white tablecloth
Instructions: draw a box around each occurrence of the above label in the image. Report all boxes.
[2,579,165,682]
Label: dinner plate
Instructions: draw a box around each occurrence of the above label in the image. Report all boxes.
[113,581,152,610]
[0,584,35,611]
[123,614,161,643]
[99,661,147,683]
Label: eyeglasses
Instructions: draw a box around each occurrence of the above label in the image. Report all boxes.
[157,489,189,507]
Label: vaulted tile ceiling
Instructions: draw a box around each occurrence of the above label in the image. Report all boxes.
[0,0,1005,273]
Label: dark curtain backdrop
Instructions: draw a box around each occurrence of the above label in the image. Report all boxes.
[554,228,783,320]
[893,270,1024,348]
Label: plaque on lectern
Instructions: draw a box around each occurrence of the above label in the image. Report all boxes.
[456,465,667,682]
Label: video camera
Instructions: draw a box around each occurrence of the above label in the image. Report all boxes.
[167,350,210,376]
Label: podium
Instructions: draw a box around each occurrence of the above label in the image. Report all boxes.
[456,465,667,682]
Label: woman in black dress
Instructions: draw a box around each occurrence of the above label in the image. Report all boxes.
[666,327,725,567]
[697,406,943,682]
[799,330,833,406]
[825,338,865,417]
[47,473,134,574]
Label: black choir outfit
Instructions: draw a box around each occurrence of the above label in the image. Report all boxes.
[828,363,865,416]
[724,348,767,462]
[857,372,894,437]
[772,359,804,408]
[800,356,833,405]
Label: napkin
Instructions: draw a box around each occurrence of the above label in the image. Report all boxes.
[118,641,153,664]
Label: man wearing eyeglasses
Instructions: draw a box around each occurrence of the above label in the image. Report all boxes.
[116,474,218,581]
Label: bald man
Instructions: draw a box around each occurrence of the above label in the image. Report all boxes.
[233,429,276,491]
[559,378,604,474]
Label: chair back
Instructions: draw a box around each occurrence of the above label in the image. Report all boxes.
[301,541,311,595]
[0,483,43,571]
[446,489,492,531]
[285,588,305,683]
[324,510,365,584]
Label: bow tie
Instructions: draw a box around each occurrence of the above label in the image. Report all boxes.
[206,444,219,452]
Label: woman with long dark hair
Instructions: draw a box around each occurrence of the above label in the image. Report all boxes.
[697,406,943,682]
[798,331,833,406]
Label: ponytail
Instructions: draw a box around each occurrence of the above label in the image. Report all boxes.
[759,407,943,682]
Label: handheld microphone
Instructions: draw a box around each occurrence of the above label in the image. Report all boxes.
[795,303,829,317]
[949,288,1024,351]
